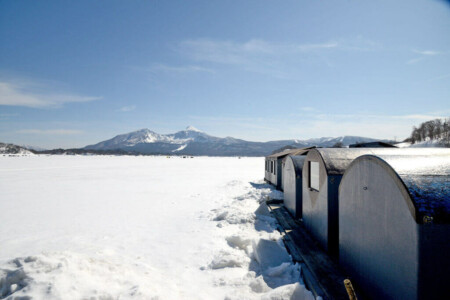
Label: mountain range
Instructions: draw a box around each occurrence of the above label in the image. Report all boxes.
[84,126,389,156]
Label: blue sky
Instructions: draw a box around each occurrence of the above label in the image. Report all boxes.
[1,0,449,148]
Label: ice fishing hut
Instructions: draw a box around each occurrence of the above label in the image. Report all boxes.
[301,148,449,256]
[282,148,315,218]
[339,153,450,300]
[302,148,378,255]
[265,148,312,190]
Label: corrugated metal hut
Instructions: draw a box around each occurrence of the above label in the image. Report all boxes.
[302,148,449,256]
[265,148,313,190]
[339,153,450,300]
[282,148,315,218]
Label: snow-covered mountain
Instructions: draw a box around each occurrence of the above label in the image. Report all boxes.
[84,127,385,156]
[85,126,222,152]
[0,143,34,155]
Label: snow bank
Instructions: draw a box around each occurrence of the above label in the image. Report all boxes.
[409,139,448,147]
[206,177,315,300]
[0,156,315,299]
[1,252,157,299]
[396,138,448,148]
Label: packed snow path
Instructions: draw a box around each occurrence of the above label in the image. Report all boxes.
[0,156,314,299]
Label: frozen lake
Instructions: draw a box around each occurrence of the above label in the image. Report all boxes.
[0,155,314,299]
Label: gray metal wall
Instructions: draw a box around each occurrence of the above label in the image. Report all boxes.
[302,150,331,252]
[339,156,420,300]
[283,156,305,218]
[265,157,280,188]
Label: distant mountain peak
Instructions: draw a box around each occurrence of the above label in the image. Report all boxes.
[84,127,390,156]
[185,125,201,132]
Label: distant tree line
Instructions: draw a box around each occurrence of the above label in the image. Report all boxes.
[408,117,450,146]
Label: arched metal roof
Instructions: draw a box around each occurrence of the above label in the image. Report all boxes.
[313,148,450,175]
[346,154,450,224]
[379,155,449,224]
[287,155,307,175]
[267,146,315,158]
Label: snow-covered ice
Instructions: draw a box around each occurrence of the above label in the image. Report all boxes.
[0,155,314,299]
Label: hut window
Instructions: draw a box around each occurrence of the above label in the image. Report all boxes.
[309,161,320,191]
[271,161,274,174]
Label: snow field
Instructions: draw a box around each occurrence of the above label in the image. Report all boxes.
[0,156,314,299]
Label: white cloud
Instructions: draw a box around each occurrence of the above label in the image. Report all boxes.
[17,129,83,135]
[412,49,440,56]
[393,114,445,120]
[188,111,447,141]
[176,39,335,79]
[298,113,447,140]
[0,81,101,108]
[118,105,136,112]
[178,39,339,66]
[407,49,442,64]
[407,57,425,65]
[175,37,380,78]
[152,64,214,74]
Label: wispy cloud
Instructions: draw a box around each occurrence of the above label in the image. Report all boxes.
[117,105,136,112]
[175,39,337,79]
[0,80,101,108]
[17,129,83,135]
[152,64,215,74]
[393,113,445,120]
[412,49,441,56]
[407,57,425,65]
[188,111,447,141]
[407,49,442,64]
[178,39,339,66]
[312,113,446,122]
[174,37,381,78]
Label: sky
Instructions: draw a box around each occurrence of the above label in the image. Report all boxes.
[0,0,449,149]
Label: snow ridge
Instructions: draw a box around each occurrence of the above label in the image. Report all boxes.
[206,181,315,299]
